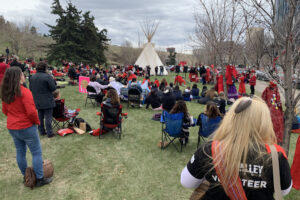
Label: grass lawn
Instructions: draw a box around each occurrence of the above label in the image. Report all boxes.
[0,72,299,200]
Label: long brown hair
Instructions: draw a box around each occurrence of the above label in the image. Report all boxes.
[206,88,216,99]
[170,100,188,117]
[0,67,22,104]
[107,89,120,105]
[206,101,221,118]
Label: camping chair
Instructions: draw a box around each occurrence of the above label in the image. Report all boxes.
[160,111,184,152]
[127,88,141,108]
[197,113,222,148]
[85,85,98,107]
[52,99,79,130]
[96,103,128,139]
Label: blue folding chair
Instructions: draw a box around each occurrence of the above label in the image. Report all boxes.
[197,113,222,148]
[160,111,184,152]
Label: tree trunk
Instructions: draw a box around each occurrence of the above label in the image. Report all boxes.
[283,109,293,156]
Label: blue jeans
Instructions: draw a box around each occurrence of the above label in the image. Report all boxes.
[38,108,53,136]
[9,125,44,179]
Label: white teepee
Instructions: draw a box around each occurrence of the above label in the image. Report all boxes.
[135,20,168,75]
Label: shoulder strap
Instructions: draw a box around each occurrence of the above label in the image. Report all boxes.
[270,144,283,200]
[212,141,247,200]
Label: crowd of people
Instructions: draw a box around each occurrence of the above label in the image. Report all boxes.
[0,55,298,198]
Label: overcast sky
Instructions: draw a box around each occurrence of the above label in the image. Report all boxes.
[0,0,197,53]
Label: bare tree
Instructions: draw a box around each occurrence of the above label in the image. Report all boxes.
[193,0,247,97]
[119,40,141,65]
[240,0,300,154]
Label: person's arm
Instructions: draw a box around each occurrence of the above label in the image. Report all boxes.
[279,152,292,196]
[2,102,8,116]
[22,88,40,125]
[181,144,209,189]
[48,76,56,92]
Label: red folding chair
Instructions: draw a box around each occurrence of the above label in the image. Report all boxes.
[52,99,80,130]
[96,103,128,139]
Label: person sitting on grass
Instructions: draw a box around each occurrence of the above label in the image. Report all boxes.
[170,100,195,144]
[183,87,192,101]
[198,88,216,105]
[173,85,183,101]
[201,85,208,97]
[191,84,200,99]
[145,89,162,110]
[161,87,176,112]
[215,91,226,115]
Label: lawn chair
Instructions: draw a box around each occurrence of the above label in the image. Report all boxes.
[160,111,184,152]
[96,103,128,139]
[52,99,79,130]
[197,113,222,148]
[85,85,98,107]
[127,88,141,108]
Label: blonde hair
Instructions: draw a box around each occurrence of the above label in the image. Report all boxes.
[212,96,276,193]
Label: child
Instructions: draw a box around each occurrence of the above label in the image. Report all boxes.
[215,92,226,115]
[170,100,194,144]
[182,86,192,101]
[191,84,200,99]
[249,70,256,95]
[238,74,246,95]
[201,85,207,97]
[53,90,78,120]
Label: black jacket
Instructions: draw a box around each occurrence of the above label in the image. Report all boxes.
[173,90,183,101]
[146,94,161,109]
[30,71,56,109]
[10,60,25,72]
[161,92,176,112]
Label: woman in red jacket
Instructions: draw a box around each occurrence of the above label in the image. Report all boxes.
[1,67,52,187]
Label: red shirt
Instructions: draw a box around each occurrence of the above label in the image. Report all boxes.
[0,62,9,84]
[154,80,160,87]
[128,74,137,81]
[2,86,40,130]
[249,75,256,86]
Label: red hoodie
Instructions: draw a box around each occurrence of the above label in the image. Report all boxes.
[2,86,40,130]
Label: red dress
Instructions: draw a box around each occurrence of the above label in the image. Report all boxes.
[261,86,284,143]
[205,68,211,82]
[154,80,160,87]
[291,135,300,190]
[225,65,237,85]
[238,76,246,94]
[216,74,224,94]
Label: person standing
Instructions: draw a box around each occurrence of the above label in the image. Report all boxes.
[155,66,158,76]
[238,74,246,95]
[1,67,52,187]
[30,62,56,138]
[160,66,164,76]
[249,70,256,95]
[0,57,9,85]
[5,47,9,57]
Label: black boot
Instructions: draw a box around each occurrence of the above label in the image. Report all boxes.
[35,177,53,187]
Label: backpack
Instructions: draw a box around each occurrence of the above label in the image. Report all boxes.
[152,113,161,121]
[74,118,92,132]
[24,167,36,189]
